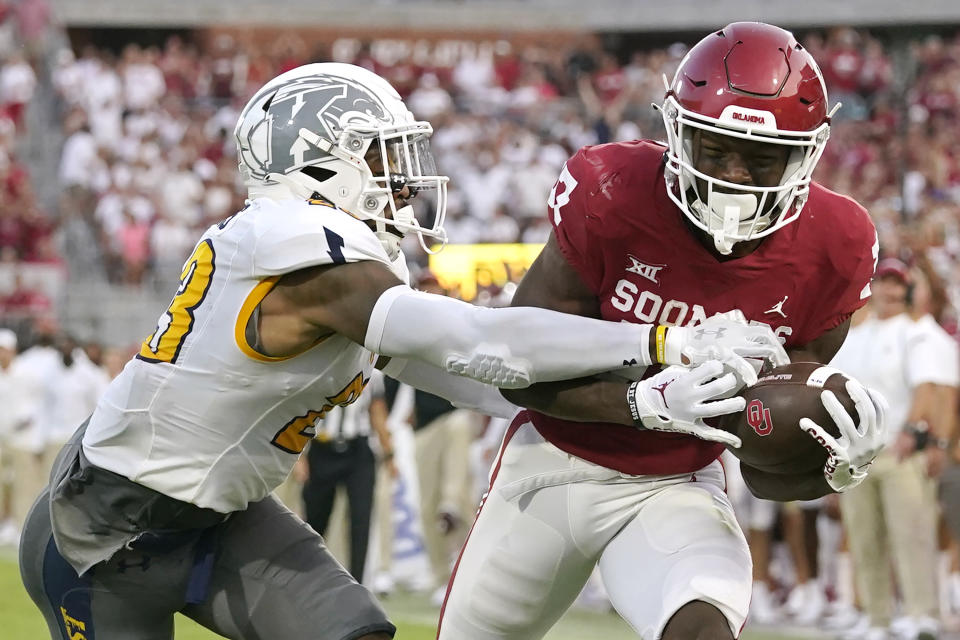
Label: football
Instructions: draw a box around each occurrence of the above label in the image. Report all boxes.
[719,362,857,475]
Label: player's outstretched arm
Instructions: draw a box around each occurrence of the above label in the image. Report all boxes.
[278,258,652,388]
[502,236,782,426]
[378,356,520,419]
[274,250,781,398]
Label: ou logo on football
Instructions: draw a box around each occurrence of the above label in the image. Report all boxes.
[746,399,773,436]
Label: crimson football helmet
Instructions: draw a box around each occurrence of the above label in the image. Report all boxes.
[659,22,834,254]
[235,63,448,258]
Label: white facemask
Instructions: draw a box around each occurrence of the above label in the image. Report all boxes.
[374,204,416,259]
[693,192,761,255]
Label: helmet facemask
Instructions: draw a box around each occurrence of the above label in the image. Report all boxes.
[291,122,448,258]
[660,94,831,255]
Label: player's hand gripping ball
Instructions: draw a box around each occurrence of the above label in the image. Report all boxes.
[719,362,856,476]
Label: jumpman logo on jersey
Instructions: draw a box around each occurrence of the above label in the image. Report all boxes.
[764,295,789,318]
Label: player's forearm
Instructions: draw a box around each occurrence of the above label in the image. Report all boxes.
[500,377,635,426]
[928,385,957,442]
[365,285,656,389]
[906,383,947,440]
[381,357,519,418]
[941,386,959,442]
[909,383,957,443]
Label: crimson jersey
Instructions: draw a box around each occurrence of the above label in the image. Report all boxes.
[529,140,878,475]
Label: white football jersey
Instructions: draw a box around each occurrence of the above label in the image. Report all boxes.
[82,197,409,512]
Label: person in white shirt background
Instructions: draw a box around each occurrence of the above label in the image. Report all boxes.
[0,322,110,545]
[5,320,56,542]
[831,257,958,640]
[908,253,960,628]
[44,334,110,469]
[0,328,29,544]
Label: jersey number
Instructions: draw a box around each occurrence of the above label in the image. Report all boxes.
[138,240,216,364]
[547,163,578,225]
[271,372,367,454]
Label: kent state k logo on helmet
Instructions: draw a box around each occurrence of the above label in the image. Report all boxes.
[240,74,393,180]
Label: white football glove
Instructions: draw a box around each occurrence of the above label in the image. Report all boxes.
[627,361,746,448]
[800,379,887,492]
[664,313,790,386]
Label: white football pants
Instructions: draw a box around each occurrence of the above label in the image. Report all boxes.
[437,417,752,640]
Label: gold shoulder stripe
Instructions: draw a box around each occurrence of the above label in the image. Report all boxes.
[235,276,330,362]
[235,277,282,362]
[307,197,363,220]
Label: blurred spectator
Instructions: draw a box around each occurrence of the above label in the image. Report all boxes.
[117,210,151,286]
[0,3,15,62]
[57,109,98,190]
[407,72,452,120]
[150,210,194,284]
[591,52,627,107]
[45,334,109,461]
[101,346,129,379]
[6,319,56,538]
[208,34,241,101]
[161,152,204,229]
[14,0,51,65]
[121,44,166,112]
[0,328,26,544]
[831,260,954,640]
[0,52,36,131]
[2,270,51,319]
[478,206,519,244]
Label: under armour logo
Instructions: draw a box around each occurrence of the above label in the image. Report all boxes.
[625,255,666,284]
[695,327,727,340]
[764,295,789,318]
[652,380,672,407]
[622,358,638,366]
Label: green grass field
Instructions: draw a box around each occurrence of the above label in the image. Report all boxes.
[0,548,816,639]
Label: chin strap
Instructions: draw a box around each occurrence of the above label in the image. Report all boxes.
[693,192,759,255]
[373,205,415,260]
[261,172,315,200]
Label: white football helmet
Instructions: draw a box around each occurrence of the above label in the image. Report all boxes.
[234,62,448,257]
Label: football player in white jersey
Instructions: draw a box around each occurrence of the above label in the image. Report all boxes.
[19,63,788,640]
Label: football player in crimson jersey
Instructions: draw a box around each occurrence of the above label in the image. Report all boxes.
[18,63,784,640]
[436,22,887,640]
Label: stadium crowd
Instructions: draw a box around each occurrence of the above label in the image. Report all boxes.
[3,11,960,640]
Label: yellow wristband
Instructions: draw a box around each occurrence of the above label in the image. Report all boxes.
[655,326,667,364]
